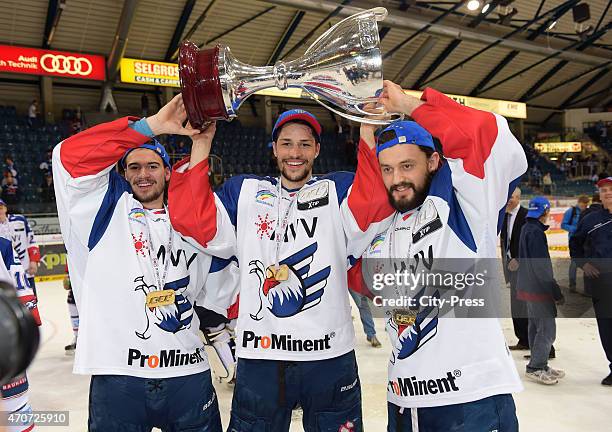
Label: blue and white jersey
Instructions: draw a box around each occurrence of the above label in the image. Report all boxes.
[170,138,394,361]
[362,88,525,408]
[53,117,232,378]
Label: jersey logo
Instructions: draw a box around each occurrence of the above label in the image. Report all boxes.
[255,213,276,239]
[134,275,193,340]
[255,189,276,207]
[132,232,149,258]
[297,182,329,210]
[368,233,385,254]
[249,242,330,320]
[412,200,443,244]
[389,288,439,363]
[128,208,146,226]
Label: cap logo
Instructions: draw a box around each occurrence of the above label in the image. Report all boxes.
[398,136,406,143]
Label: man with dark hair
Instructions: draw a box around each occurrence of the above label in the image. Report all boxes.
[570,177,612,386]
[361,80,525,431]
[53,95,225,431]
[168,108,393,431]
[500,187,529,350]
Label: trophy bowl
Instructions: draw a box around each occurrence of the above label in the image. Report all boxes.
[179,7,401,129]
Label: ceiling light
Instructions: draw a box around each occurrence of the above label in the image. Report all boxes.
[547,20,557,30]
[482,3,490,14]
[467,0,481,12]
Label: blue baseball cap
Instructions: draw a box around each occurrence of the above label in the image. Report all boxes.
[527,196,551,219]
[376,120,435,156]
[272,109,322,142]
[120,139,171,169]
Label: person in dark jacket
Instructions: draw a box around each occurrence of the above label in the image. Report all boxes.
[576,192,603,297]
[570,177,612,386]
[500,187,530,350]
[517,196,565,385]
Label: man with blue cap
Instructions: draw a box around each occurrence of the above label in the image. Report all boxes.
[361,80,526,431]
[53,95,227,431]
[517,196,565,385]
[169,105,394,431]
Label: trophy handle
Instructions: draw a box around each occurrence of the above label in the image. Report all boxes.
[303,88,404,125]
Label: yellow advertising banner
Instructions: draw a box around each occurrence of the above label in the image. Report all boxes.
[534,142,582,153]
[120,58,180,87]
[404,90,527,119]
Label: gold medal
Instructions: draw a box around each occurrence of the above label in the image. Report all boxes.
[146,289,175,308]
[393,309,417,327]
[274,264,289,281]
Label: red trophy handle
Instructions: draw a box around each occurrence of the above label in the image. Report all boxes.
[178,41,228,130]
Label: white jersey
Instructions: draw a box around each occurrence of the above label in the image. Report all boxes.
[0,214,40,277]
[169,139,394,361]
[362,88,525,408]
[53,117,223,378]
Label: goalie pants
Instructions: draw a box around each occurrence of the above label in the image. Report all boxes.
[228,350,362,432]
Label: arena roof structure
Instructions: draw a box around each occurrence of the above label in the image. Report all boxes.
[0,0,609,126]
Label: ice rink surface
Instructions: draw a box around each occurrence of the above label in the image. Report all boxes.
[26,278,611,432]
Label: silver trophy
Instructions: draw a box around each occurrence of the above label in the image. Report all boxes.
[179,7,402,128]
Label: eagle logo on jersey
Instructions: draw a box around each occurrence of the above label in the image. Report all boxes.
[249,242,330,321]
[134,275,193,340]
[389,288,440,363]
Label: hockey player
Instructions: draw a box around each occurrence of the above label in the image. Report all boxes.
[168,109,393,431]
[52,95,224,431]
[0,200,40,292]
[361,81,525,431]
[0,236,40,432]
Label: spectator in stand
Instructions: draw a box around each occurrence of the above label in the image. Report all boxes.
[1,172,20,206]
[39,171,55,203]
[562,195,590,292]
[518,196,565,385]
[542,172,553,195]
[27,99,38,127]
[39,148,53,175]
[4,156,17,179]
[71,109,84,135]
[175,139,189,156]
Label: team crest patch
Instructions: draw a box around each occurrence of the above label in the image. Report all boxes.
[297,182,329,210]
[255,213,275,239]
[412,199,442,243]
[255,189,276,207]
[129,208,146,225]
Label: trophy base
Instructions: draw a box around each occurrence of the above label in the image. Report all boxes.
[179,42,229,129]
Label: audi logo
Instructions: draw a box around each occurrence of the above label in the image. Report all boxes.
[40,54,93,76]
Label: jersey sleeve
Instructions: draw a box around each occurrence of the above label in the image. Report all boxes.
[24,216,40,263]
[325,140,394,261]
[53,117,151,255]
[0,237,40,325]
[195,255,240,318]
[411,88,528,235]
[168,158,240,259]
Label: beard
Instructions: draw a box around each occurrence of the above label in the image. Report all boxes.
[131,178,166,206]
[387,171,435,213]
[277,159,313,185]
